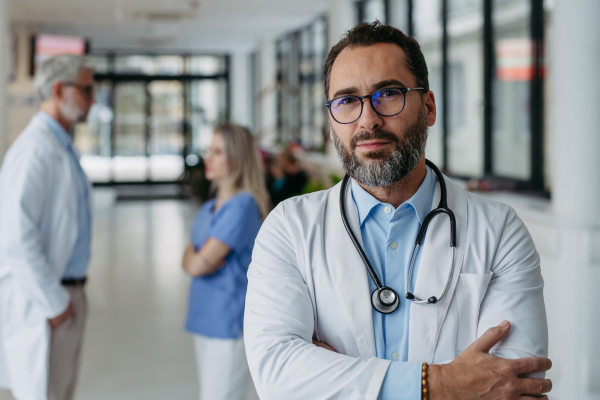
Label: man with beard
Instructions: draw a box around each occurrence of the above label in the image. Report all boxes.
[244,22,551,400]
[0,55,95,400]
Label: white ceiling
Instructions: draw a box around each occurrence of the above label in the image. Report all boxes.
[10,0,330,53]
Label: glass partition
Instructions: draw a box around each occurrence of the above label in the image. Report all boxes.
[276,16,328,149]
[447,0,484,176]
[492,0,532,180]
[114,55,184,75]
[75,54,229,184]
[414,0,444,167]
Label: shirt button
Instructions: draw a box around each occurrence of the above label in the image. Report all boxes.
[391,352,399,360]
[384,206,392,214]
[390,242,398,250]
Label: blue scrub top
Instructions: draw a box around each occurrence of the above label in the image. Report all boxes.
[185,192,262,339]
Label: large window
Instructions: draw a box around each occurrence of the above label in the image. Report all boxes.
[355,0,547,192]
[276,16,328,150]
[447,0,484,176]
[75,54,229,184]
[414,0,445,168]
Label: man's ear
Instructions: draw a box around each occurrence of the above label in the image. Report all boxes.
[423,90,437,127]
[52,81,64,101]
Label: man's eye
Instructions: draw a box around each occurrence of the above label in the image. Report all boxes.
[381,90,396,98]
[339,97,356,105]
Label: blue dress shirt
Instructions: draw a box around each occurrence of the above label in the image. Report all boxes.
[351,166,437,400]
[38,112,92,279]
[185,193,262,339]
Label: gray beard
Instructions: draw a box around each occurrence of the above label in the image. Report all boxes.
[60,99,87,126]
[332,107,428,188]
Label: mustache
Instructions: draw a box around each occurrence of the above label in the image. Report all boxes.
[351,130,399,149]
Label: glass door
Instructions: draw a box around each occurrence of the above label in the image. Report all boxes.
[113,82,148,182]
[74,54,230,185]
[148,81,185,181]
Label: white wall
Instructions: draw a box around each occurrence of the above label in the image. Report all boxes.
[230,51,252,127]
[0,0,9,163]
[255,39,277,148]
[7,27,38,147]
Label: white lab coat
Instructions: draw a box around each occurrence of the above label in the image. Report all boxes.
[0,114,82,400]
[244,175,548,400]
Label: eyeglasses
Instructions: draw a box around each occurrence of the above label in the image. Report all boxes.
[325,87,424,124]
[63,82,95,98]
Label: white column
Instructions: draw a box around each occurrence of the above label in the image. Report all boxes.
[0,0,9,163]
[551,0,600,220]
[230,51,251,127]
[548,1,600,399]
[328,0,356,51]
[257,39,277,148]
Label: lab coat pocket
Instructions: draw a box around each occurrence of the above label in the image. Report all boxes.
[455,273,492,352]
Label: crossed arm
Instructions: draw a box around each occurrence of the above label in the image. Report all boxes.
[182,238,231,276]
[244,204,553,400]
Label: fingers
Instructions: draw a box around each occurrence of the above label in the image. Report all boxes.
[520,396,548,400]
[519,378,552,395]
[512,357,552,375]
[313,340,336,352]
[469,320,511,353]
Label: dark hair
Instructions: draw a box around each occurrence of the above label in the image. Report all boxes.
[324,21,429,99]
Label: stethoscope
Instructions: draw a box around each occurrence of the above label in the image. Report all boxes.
[339,159,457,314]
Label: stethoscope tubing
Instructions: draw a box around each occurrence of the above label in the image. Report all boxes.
[339,175,385,290]
[339,158,457,312]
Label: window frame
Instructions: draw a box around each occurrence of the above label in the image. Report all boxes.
[355,0,547,194]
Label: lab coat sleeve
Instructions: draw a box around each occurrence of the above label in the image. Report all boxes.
[476,207,548,374]
[244,204,391,400]
[0,147,71,318]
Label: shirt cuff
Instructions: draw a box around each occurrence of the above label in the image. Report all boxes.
[378,361,422,400]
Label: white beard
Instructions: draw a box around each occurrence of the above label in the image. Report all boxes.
[60,98,87,126]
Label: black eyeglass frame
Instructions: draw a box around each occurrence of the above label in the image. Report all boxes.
[62,82,95,98]
[325,87,425,124]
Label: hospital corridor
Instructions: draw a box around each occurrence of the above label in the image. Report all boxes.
[0,0,599,399]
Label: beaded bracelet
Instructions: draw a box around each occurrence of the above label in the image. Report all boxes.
[421,362,429,400]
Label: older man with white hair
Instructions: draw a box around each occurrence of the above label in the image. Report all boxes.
[0,55,95,400]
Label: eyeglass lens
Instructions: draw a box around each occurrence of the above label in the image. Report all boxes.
[330,88,405,124]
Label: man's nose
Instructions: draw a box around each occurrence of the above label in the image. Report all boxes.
[358,97,383,131]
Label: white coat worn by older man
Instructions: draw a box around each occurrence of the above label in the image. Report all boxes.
[0,55,95,400]
[244,22,552,400]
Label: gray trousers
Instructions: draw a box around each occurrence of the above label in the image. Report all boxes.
[47,285,87,400]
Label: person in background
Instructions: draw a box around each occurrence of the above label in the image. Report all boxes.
[181,123,270,400]
[267,148,308,207]
[0,55,95,400]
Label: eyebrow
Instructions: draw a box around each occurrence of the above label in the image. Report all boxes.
[372,79,408,91]
[332,86,359,98]
[331,79,409,99]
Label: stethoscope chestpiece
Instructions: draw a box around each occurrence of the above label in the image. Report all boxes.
[371,287,400,314]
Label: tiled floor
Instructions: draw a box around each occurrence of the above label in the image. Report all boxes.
[0,189,260,400]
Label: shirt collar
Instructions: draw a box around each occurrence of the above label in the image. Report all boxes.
[36,111,72,150]
[350,165,438,226]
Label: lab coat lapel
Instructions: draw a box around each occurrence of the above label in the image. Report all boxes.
[324,182,376,358]
[408,176,467,363]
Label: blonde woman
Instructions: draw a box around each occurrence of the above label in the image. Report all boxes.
[182,123,270,400]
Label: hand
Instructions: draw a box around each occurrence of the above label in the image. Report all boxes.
[48,301,75,329]
[313,340,337,352]
[428,321,552,400]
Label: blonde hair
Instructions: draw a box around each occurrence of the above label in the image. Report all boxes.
[215,122,271,219]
